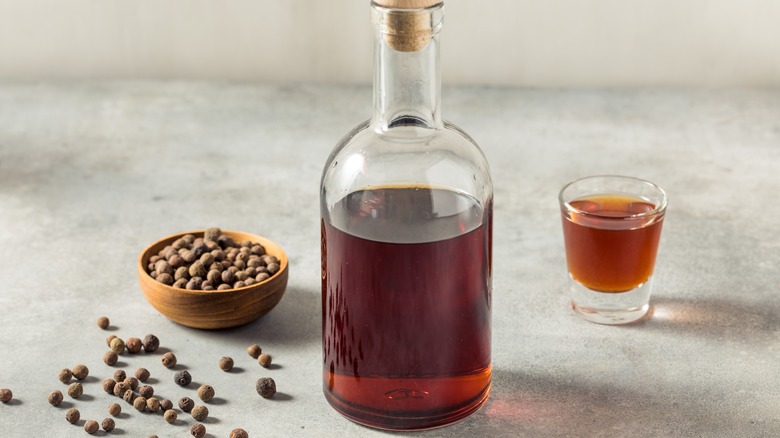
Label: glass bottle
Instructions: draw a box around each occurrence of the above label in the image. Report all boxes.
[320,0,493,430]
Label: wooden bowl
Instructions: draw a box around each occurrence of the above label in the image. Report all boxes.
[138,230,288,329]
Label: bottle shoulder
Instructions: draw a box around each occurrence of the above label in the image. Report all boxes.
[321,120,493,209]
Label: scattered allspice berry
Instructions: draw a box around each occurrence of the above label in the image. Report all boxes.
[190,423,206,438]
[160,399,173,411]
[102,417,116,432]
[231,428,249,438]
[258,354,272,368]
[0,388,12,403]
[65,408,80,424]
[106,335,118,347]
[67,382,83,398]
[197,384,215,402]
[164,409,177,423]
[125,376,139,390]
[143,334,160,352]
[146,397,161,412]
[110,337,126,354]
[123,389,136,404]
[135,368,150,382]
[178,397,195,413]
[161,352,177,368]
[72,364,89,380]
[256,377,276,398]
[102,378,116,394]
[48,390,64,406]
[174,370,192,386]
[108,402,121,417]
[191,405,209,421]
[138,385,154,399]
[97,316,110,329]
[113,370,127,383]
[247,344,262,359]
[58,368,73,383]
[126,337,143,354]
[133,396,147,412]
[103,350,118,366]
[219,356,234,372]
[84,420,99,434]
[113,382,130,397]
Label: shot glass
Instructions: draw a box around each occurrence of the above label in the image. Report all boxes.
[559,175,667,324]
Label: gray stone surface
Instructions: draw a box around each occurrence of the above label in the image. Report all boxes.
[0,82,778,437]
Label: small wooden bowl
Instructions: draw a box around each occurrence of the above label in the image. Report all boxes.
[138,230,288,329]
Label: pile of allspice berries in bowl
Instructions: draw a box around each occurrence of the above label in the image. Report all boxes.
[146,227,281,291]
[139,227,288,329]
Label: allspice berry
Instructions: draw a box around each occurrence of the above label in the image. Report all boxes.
[247,344,262,359]
[58,368,73,383]
[65,408,80,424]
[105,335,118,347]
[138,385,154,399]
[102,417,116,432]
[113,370,127,383]
[197,384,215,402]
[219,356,234,372]
[108,402,121,417]
[135,368,150,382]
[126,337,143,354]
[179,397,195,412]
[190,423,206,438]
[67,382,83,398]
[102,378,116,394]
[146,397,161,412]
[160,399,173,411]
[143,334,160,352]
[125,376,139,390]
[123,389,136,404]
[110,337,126,354]
[258,354,272,368]
[103,350,118,366]
[48,390,64,406]
[0,388,12,403]
[164,409,177,424]
[84,420,99,434]
[256,377,276,398]
[191,405,209,421]
[161,352,177,368]
[72,364,89,380]
[231,429,249,438]
[113,382,130,397]
[174,370,192,386]
[133,396,147,412]
[97,316,110,329]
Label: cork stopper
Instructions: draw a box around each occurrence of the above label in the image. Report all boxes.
[373,0,443,52]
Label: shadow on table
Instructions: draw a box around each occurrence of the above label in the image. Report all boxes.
[182,286,320,347]
[627,295,780,344]
[422,367,767,437]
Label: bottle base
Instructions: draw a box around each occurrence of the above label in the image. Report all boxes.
[323,371,491,431]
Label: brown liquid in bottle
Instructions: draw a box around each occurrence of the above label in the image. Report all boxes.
[322,186,492,430]
[562,194,664,292]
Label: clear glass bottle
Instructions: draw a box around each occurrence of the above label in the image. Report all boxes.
[320,0,493,430]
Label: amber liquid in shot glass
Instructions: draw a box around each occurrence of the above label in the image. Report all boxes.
[562,194,664,293]
[559,175,667,325]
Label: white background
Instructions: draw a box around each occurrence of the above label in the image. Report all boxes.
[1,0,779,86]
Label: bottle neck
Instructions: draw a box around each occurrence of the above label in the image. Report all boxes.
[371,5,444,132]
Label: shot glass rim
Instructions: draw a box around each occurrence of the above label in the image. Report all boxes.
[559,175,668,220]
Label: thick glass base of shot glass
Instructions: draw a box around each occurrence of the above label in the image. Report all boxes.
[569,275,652,325]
